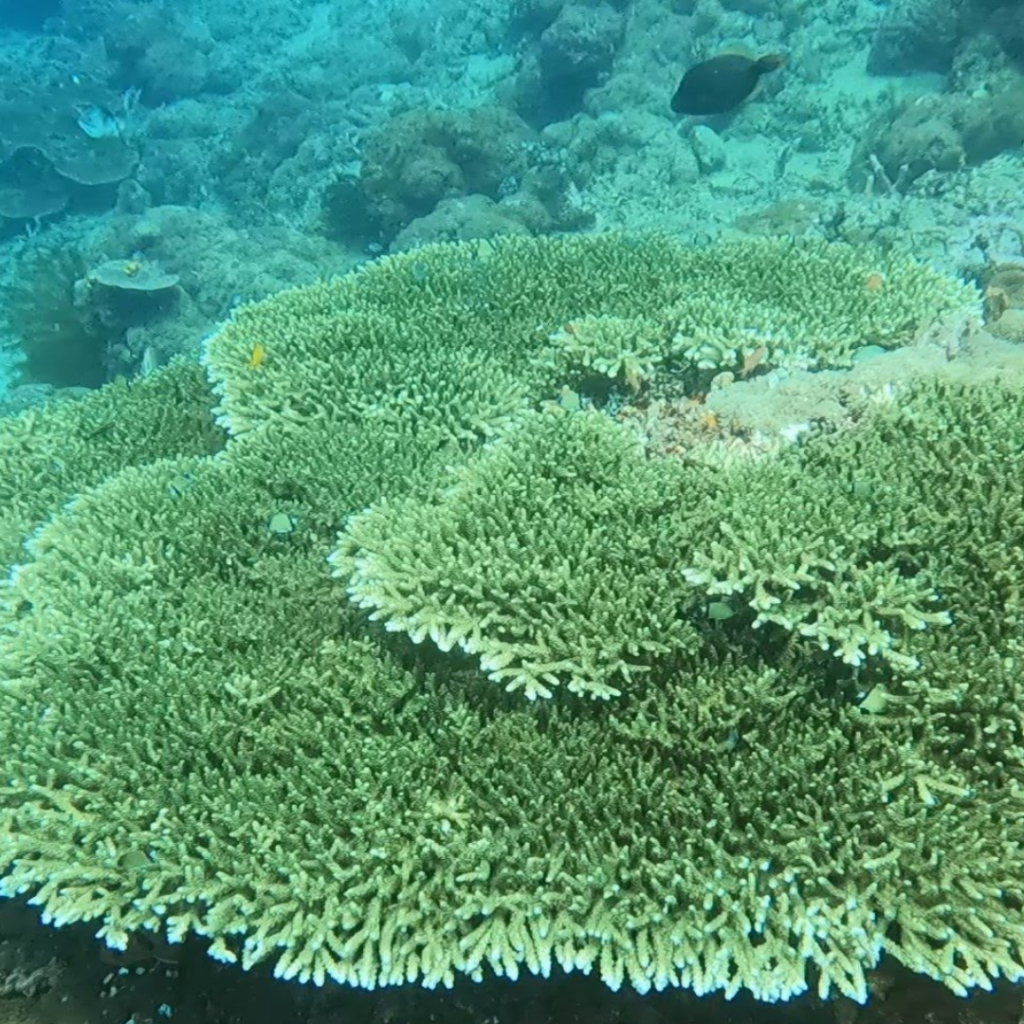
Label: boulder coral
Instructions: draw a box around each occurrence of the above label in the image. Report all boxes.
[849,86,1024,190]
[328,107,538,246]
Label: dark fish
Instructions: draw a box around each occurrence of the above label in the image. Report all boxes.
[671,53,785,115]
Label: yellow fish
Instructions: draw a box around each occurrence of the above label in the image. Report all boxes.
[247,343,265,370]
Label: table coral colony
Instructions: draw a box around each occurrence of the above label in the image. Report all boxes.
[1,233,1022,1004]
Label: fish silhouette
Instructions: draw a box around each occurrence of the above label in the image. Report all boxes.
[672,53,785,116]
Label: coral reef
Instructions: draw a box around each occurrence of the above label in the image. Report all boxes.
[867,0,969,75]
[0,234,1015,1009]
[0,358,223,569]
[0,79,137,224]
[326,106,581,249]
[0,0,1022,1017]
[850,87,1024,191]
[1,0,1019,411]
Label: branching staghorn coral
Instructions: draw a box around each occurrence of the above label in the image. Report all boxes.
[0,234,1019,1009]
[0,358,223,572]
[335,409,708,700]
[680,452,952,675]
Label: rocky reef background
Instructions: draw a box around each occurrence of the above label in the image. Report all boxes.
[1,0,1023,404]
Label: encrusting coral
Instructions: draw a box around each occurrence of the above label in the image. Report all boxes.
[2,233,1021,1006]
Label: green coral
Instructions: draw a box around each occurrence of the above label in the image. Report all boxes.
[681,444,951,674]
[0,234,1019,1008]
[665,238,978,373]
[335,409,705,700]
[0,359,224,572]
[204,234,978,435]
[539,315,668,391]
[333,392,952,698]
